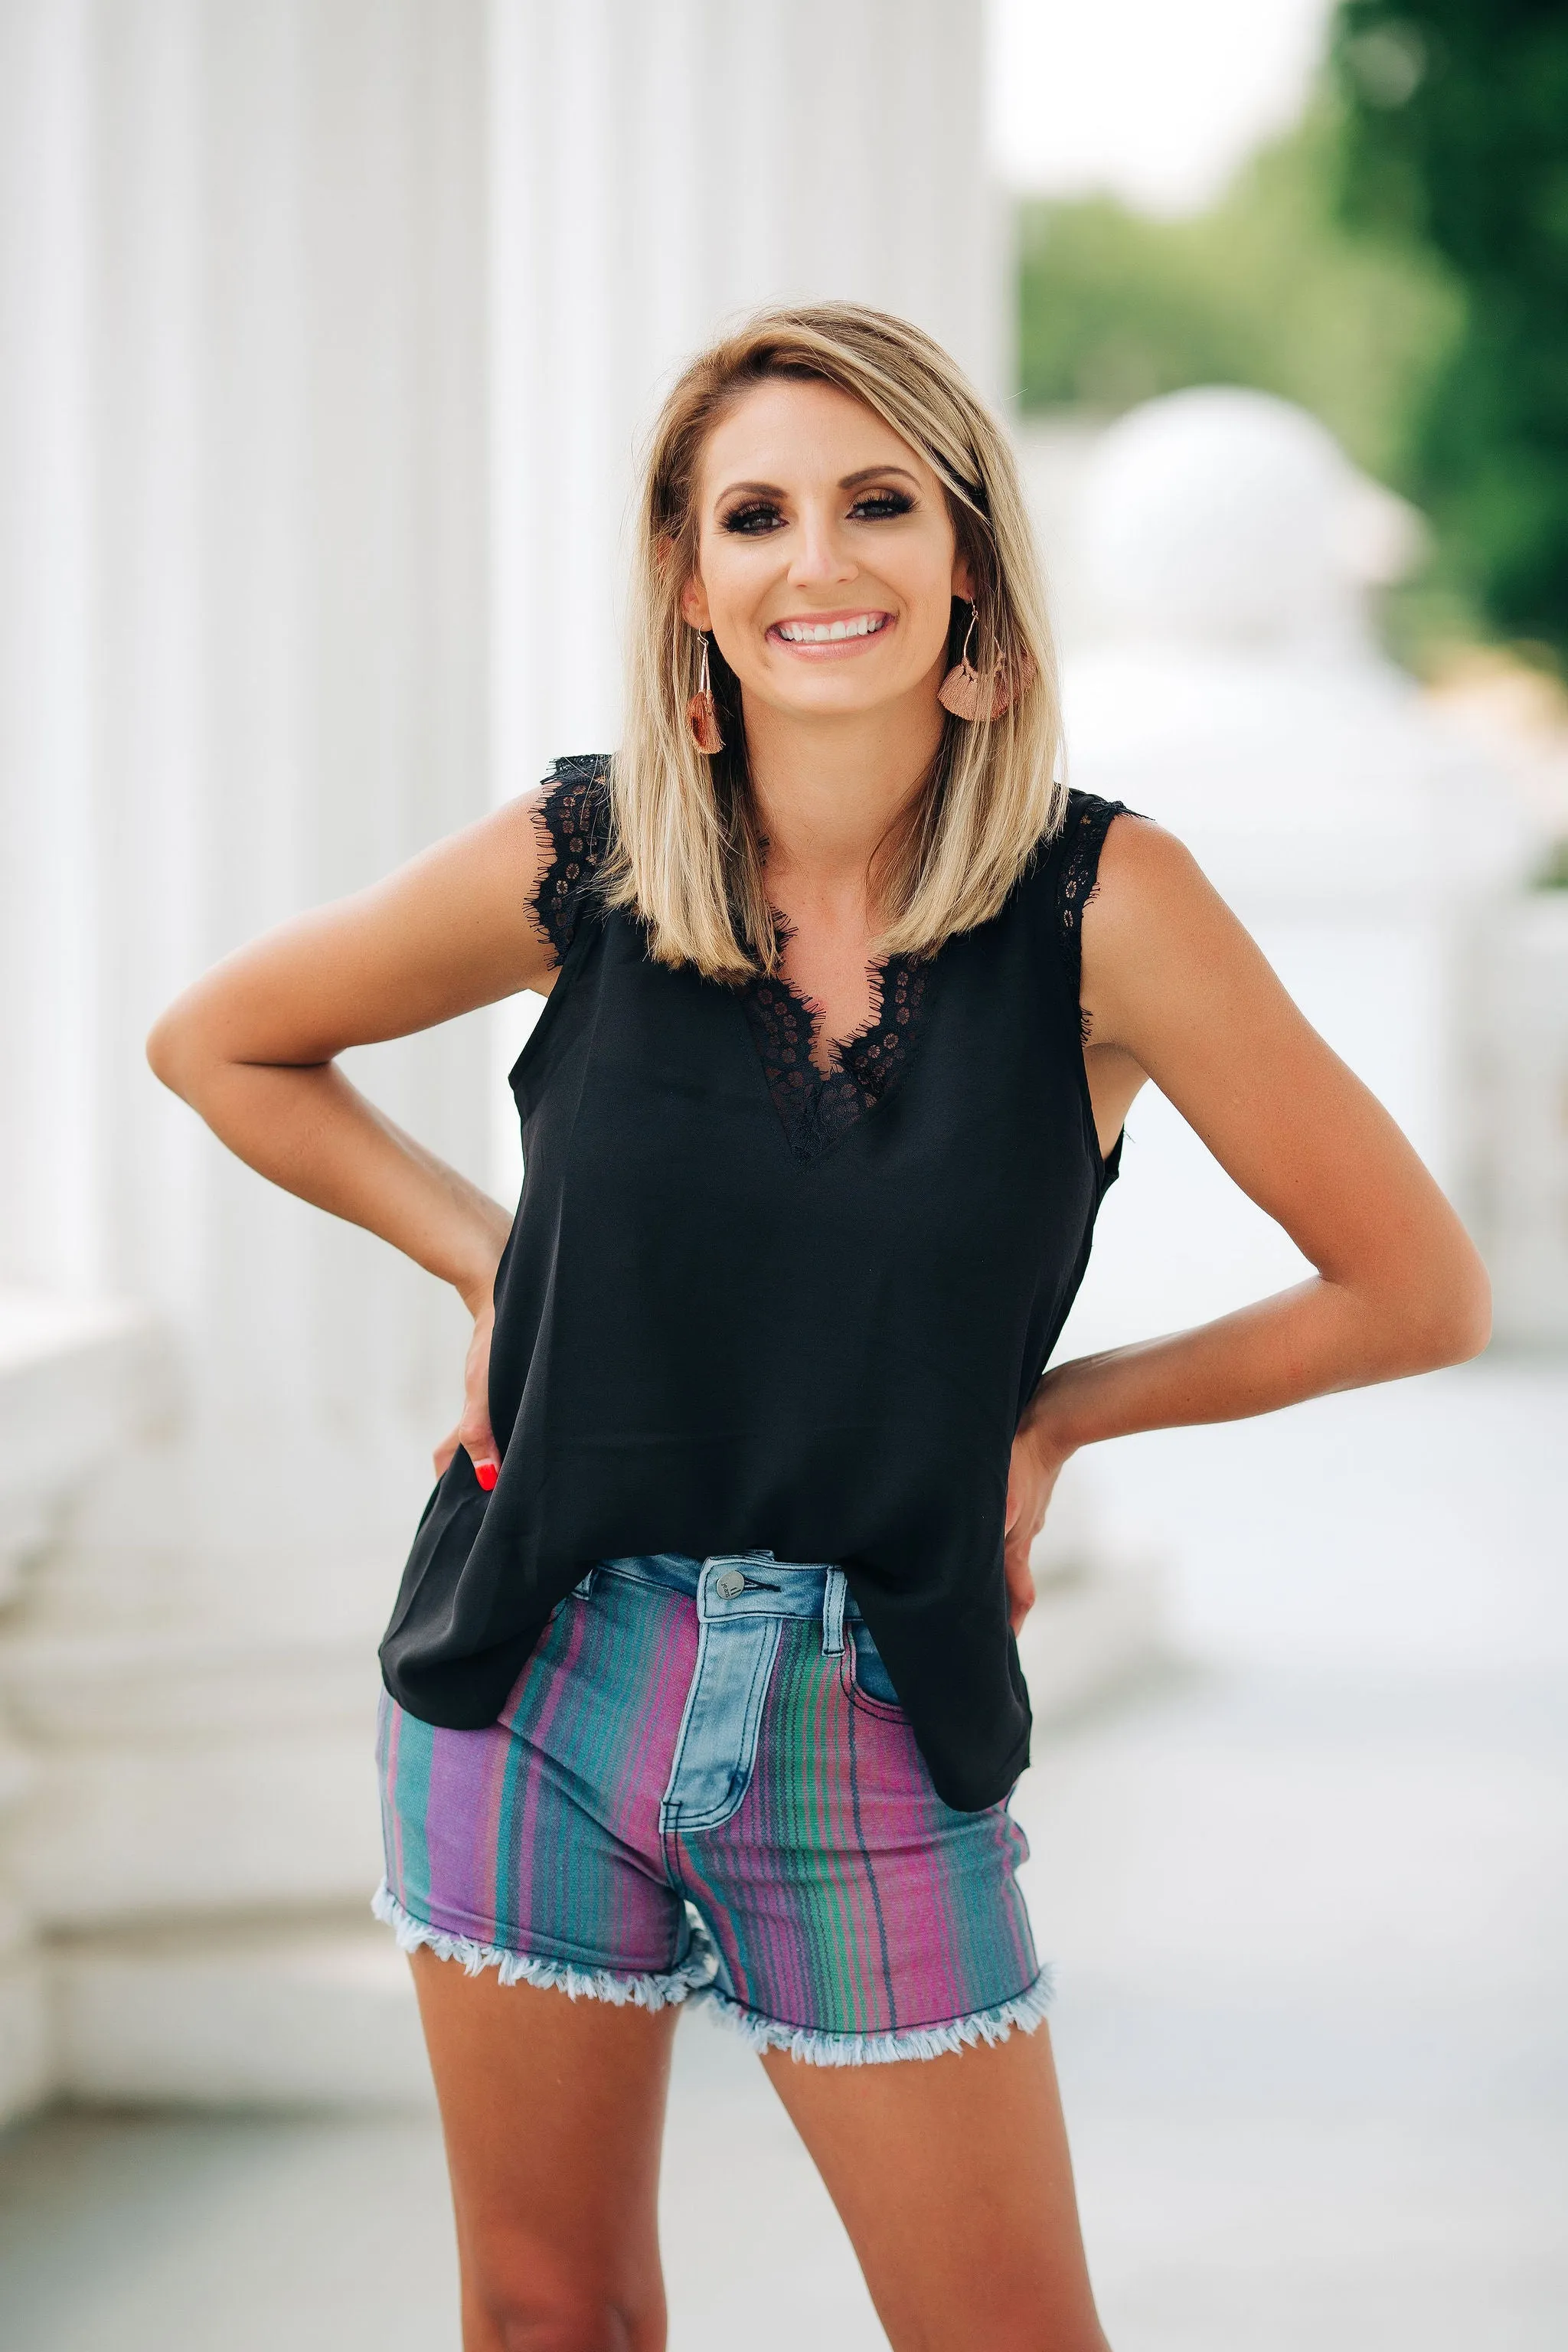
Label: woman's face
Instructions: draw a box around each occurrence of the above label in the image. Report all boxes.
[681,377,972,725]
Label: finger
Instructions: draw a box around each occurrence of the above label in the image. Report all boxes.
[459,1417,496,1462]
[432,1428,459,1476]
[1003,1548,1036,1634]
[459,1404,499,1490]
[462,1443,498,1491]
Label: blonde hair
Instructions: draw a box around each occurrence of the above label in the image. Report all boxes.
[603,302,1065,982]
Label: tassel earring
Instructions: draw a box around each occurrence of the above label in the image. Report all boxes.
[686,632,724,754]
[938,605,1031,721]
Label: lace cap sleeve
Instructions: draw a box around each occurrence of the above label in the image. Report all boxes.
[1054,789,1134,1038]
[529,754,612,964]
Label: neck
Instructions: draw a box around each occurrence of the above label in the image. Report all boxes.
[740,685,946,910]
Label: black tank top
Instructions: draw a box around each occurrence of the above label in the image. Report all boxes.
[380,758,1129,1812]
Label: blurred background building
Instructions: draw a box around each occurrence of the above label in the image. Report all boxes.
[1,4,1565,2347]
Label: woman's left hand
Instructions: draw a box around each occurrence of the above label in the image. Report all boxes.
[1003,1410,1073,1635]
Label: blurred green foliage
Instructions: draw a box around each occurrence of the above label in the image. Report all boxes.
[1333,2,1568,667]
[1017,6,1568,671]
[1018,103,1463,487]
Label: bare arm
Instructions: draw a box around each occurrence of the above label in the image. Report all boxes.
[1004,817,1491,1625]
[146,792,557,1467]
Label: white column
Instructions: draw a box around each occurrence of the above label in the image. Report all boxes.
[0,0,100,1298]
[0,0,491,2107]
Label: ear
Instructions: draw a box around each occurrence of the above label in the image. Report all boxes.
[678,574,712,632]
[951,550,976,600]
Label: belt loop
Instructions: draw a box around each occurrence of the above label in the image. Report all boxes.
[821,1569,847,1657]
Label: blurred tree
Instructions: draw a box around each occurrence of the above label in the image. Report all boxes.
[1333,2,1568,665]
[1018,104,1462,487]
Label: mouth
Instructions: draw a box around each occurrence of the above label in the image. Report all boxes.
[766,610,894,654]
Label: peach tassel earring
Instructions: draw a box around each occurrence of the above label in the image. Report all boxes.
[686,632,724,754]
[938,605,1031,721]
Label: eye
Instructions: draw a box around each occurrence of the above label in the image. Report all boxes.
[849,488,915,521]
[720,500,785,535]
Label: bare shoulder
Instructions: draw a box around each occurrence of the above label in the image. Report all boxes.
[149,784,569,1077]
[305,752,614,1021]
[316,782,564,1011]
[1085,807,1211,937]
[401,783,559,961]
[1079,811,1278,1062]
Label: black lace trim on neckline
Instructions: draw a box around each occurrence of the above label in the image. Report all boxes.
[741,956,929,1164]
[529,758,610,965]
[528,764,1131,1156]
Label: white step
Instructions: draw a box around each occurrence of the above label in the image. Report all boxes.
[53,1913,433,2110]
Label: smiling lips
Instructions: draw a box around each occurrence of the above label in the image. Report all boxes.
[769,610,893,649]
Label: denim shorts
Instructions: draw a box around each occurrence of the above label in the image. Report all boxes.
[374,1550,1050,2065]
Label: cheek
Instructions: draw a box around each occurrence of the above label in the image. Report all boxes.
[884,523,958,605]
[899,549,961,647]
[697,540,769,633]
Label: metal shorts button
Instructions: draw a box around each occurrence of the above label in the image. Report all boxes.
[714,1569,746,1599]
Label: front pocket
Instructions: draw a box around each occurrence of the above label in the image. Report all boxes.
[847,1619,904,1713]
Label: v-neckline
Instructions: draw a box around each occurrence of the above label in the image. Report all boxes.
[739,952,932,1164]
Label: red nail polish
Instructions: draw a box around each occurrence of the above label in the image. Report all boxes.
[475,1460,498,1492]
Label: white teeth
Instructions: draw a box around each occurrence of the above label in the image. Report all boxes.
[776,614,885,644]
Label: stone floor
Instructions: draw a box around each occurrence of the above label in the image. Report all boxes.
[2,1358,1564,2350]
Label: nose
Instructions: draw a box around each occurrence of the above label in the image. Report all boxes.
[787,500,858,590]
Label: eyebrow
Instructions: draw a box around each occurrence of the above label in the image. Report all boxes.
[714,464,923,502]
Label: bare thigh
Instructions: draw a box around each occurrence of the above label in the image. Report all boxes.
[762,2021,1110,2352]
[410,1948,681,2352]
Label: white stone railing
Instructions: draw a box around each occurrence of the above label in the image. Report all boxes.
[0,1293,158,2123]
[0,1292,436,2115]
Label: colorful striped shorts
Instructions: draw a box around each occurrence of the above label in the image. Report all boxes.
[374,1550,1050,2065]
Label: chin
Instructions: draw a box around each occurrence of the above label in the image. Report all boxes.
[764,671,912,718]
[786,692,899,724]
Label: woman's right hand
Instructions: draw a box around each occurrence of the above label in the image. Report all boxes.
[433,1294,500,1488]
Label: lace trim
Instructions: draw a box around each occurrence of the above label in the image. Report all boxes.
[1056,791,1131,1043]
[527,753,933,1159]
[741,953,929,1164]
[528,755,612,965]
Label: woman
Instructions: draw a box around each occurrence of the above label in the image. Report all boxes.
[148,304,1489,2352]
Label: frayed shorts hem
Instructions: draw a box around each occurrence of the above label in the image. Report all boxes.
[376,1881,1054,2065]
[701,1969,1056,2065]
[371,1881,716,2011]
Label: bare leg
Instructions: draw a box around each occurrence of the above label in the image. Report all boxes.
[761,2021,1109,2352]
[410,1949,681,2352]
